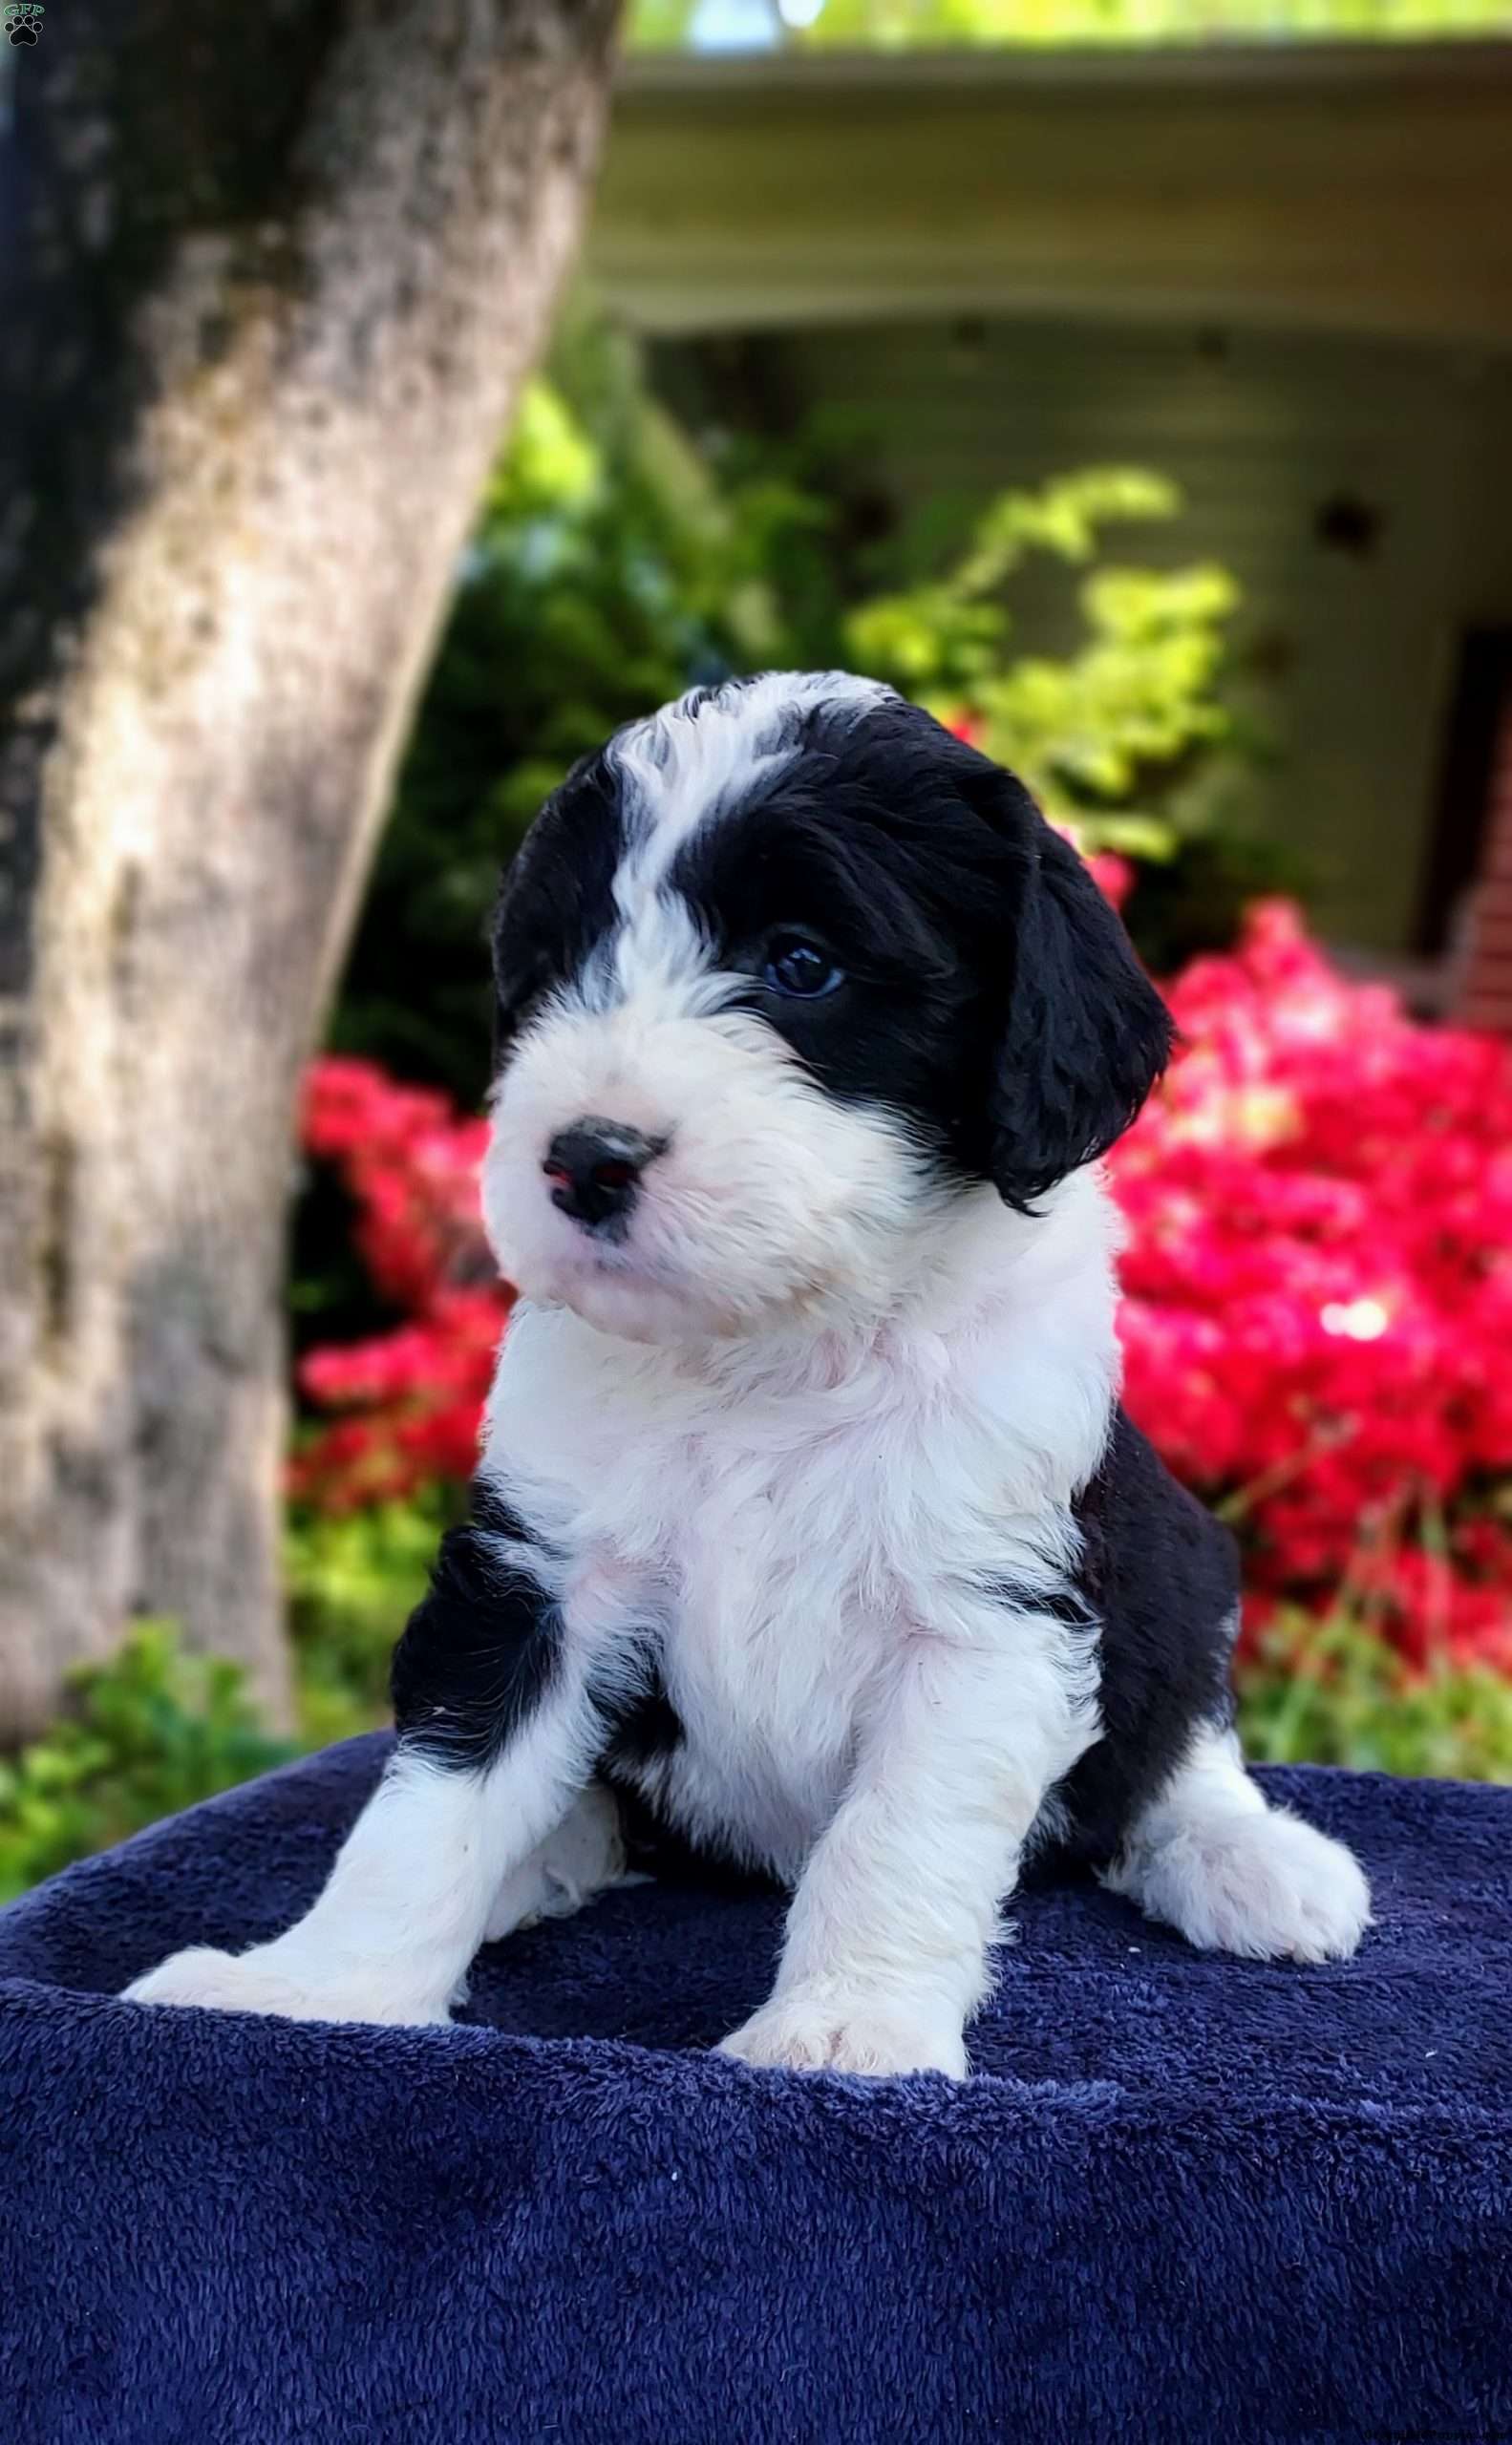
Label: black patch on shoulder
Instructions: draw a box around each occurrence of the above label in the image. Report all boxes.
[1046,1409,1241,1866]
[390,1478,563,1774]
[489,750,624,1066]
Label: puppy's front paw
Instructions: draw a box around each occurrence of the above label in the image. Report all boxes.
[121,1943,452,2028]
[719,1990,968,2080]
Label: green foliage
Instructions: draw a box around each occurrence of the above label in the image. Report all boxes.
[630,0,1512,51]
[0,1504,442,1898]
[1236,1611,1512,1781]
[0,1626,294,1904]
[844,466,1238,853]
[285,1497,447,1747]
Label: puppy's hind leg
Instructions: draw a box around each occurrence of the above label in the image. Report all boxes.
[483,1780,630,1942]
[1102,1724,1372,1964]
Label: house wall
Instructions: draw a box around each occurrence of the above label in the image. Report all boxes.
[593,48,1512,355]
[592,46,1512,963]
[665,314,1512,955]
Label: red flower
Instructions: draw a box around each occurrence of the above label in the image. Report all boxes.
[291,1061,512,1511]
[1108,899,1512,1663]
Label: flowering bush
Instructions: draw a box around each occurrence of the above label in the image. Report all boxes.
[1111,900,1512,1668]
[289,1062,510,1510]
[293,910,1512,1668]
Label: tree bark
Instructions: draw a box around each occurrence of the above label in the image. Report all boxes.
[0,0,620,1737]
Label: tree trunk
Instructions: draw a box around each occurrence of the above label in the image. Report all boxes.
[0,0,620,1738]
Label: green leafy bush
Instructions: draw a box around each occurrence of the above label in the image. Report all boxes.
[0,1506,443,1898]
[0,1499,448,1898]
[844,465,1236,857]
[1237,1611,1512,1781]
[286,1496,445,1746]
[0,1626,294,1903]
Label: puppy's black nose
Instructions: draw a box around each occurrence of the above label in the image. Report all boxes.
[543,1120,661,1231]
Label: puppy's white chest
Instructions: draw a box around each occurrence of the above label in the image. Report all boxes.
[651,1422,905,1876]
[488,1280,1116,1878]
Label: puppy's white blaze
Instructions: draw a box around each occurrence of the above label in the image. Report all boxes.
[481,1161,1118,1945]
[610,670,893,882]
[607,885,725,1015]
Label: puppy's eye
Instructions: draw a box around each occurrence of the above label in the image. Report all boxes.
[763,934,844,999]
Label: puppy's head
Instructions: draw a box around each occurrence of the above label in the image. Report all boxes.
[482,673,1170,1344]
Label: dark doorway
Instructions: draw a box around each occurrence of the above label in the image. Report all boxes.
[1417,627,1512,958]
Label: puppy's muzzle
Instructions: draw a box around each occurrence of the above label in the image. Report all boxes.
[543,1118,666,1235]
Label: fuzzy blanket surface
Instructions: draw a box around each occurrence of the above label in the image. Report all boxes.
[1,1734,1509,2445]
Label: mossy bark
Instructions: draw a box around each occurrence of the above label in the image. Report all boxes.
[0,0,620,1737]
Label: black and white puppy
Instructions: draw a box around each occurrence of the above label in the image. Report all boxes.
[128,674,1371,2075]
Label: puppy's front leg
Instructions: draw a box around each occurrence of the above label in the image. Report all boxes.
[720,1621,1097,2079]
[124,1489,599,2027]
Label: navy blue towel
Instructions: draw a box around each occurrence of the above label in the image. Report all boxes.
[2,1734,1509,2444]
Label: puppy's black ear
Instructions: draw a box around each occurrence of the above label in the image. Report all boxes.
[489,750,622,1073]
[489,845,553,1074]
[980,776,1172,1210]
[489,853,549,1074]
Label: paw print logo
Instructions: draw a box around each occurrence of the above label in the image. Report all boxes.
[4,0,44,41]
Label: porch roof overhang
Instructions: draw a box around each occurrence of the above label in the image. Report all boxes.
[586,42,1512,351]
